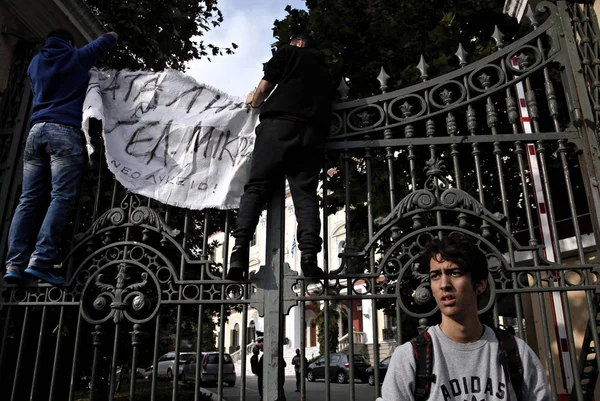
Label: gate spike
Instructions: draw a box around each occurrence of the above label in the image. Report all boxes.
[525,5,538,28]
[492,25,504,49]
[377,67,390,93]
[455,43,468,67]
[417,55,429,81]
[337,77,350,101]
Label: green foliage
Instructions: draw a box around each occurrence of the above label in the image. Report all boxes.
[84,0,237,70]
[272,0,526,98]
[315,306,340,355]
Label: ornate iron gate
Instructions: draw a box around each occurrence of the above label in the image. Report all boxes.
[2,2,600,401]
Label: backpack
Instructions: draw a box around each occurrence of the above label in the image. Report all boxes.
[411,327,524,401]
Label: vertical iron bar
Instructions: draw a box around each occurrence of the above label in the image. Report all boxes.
[194,248,206,401]
[10,306,30,401]
[170,206,184,401]
[89,325,104,401]
[0,306,14,381]
[536,139,582,398]
[150,312,161,401]
[29,305,48,401]
[514,141,559,401]
[108,324,121,401]
[67,310,84,401]
[300,295,307,401]
[129,324,141,401]
[50,301,69,401]
[499,57,525,336]
[365,144,380,393]
[322,156,330,276]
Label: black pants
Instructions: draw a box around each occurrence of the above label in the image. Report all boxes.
[234,118,324,255]
[258,374,263,398]
[295,371,301,391]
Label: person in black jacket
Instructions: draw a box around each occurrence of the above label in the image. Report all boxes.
[291,348,308,392]
[227,33,333,281]
[250,343,263,400]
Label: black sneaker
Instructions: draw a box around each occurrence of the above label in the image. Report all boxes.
[227,244,249,280]
[300,254,325,279]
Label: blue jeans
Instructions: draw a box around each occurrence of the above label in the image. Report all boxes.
[5,122,85,271]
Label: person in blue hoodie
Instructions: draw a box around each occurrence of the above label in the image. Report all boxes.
[3,29,117,286]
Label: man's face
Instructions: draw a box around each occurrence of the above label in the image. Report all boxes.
[428,255,485,324]
[290,39,304,48]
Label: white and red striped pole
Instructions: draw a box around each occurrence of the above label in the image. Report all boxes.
[511,56,573,391]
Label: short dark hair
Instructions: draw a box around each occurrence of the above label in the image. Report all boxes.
[290,33,315,48]
[47,29,75,45]
[418,234,488,283]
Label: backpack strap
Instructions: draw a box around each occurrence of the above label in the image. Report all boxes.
[493,327,524,401]
[411,331,436,401]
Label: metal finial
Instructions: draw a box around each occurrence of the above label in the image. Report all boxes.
[455,43,468,67]
[417,55,429,81]
[377,67,390,93]
[492,25,505,49]
[337,77,350,101]
[525,5,538,27]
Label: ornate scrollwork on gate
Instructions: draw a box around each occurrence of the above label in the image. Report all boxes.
[375,158,505,229]
[76,193,180,241]
[359,157,560,318]
[81,261,161,324]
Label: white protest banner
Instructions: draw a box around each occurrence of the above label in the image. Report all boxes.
[82,69,258,210]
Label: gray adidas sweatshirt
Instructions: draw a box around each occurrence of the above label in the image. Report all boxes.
[379,325,550,401]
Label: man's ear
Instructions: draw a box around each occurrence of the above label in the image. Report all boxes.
[475,280,487,295]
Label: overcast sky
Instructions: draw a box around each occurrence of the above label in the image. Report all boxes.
[187,0,307,97]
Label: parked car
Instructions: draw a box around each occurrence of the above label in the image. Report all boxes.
[155,351,196,380]
[307,353,370,384]
[181,352,236,387]
[365,356,391,386]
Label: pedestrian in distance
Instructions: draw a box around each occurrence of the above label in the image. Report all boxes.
[251,342,264,401]
[3,29,118,286]
[378,234,550,401]
[291,348,308,392]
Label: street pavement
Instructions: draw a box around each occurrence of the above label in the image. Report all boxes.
[202,375,380,401]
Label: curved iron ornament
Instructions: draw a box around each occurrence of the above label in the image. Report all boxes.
[81,261,161,325]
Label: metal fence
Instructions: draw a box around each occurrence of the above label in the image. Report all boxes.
[2,1,600,401]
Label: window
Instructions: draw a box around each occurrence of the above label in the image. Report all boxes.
[337,240,346,268]
[230,323,240,353]
[247,320,256,344]
[331,355,340,364]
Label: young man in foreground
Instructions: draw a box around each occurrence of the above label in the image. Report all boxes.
[380,235,550,400]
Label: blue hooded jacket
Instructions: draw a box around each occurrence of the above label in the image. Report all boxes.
[28,33,116,128]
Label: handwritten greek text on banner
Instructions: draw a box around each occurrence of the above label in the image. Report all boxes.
[82,69,258,210]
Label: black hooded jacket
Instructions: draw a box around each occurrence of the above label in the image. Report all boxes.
[260,45,333,130]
